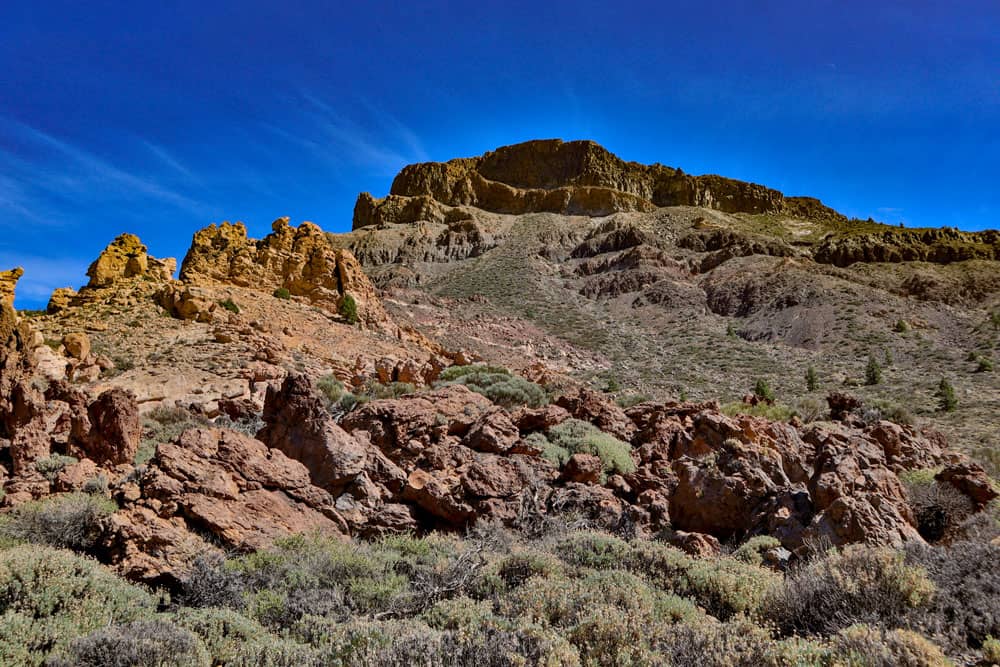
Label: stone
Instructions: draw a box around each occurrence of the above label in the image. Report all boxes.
[555,387,636,442]
[259,375,369,494]
[85,233,175,288]
[560,453,602,484]
[936,462,999,508]
[62,332,91,360]
[46,287,77,314]
[0,267,24,306]
[665,530,722,558]
[81,388,141,465]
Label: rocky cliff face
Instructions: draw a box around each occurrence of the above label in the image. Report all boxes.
[85,233,176,288]
[180,217,390,329]
[353,139,788,228]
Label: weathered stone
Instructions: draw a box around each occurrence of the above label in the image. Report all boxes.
[62,332,91,360]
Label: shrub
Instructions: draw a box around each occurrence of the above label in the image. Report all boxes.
[976,356,994,372]
[865,354,882,385]
[733,536,782,566]
[900,470,974,542]
[0,546,156,665]
[654,616,832,667]
[546,419,635,477]
[316,374,344,404]
[140,405,211,463]
[935,378,957,412]
[904,541,1000,653]
[339,293,359,324]
[219,298,240,314]
[171,607,271,664]
[54,618,210,667]
[984,636,1000,663]
[0,492,116,550]
[437,365,547,409]
[895,319,910,333]
[34,454,78,481]
[831,624,951,667]
[795,397,825,423]
[753,378,775,403]
[765,545,935,636]
[805,366,819,392]
[552,531,632,570]
[273,287,291,300]
[626,540,780,620]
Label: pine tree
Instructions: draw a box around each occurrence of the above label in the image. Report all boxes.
[936,377,957,412]
[865,355,882,386]
[339,293,359,324]
[805,366,819,392]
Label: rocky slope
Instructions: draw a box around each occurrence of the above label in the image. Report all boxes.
[332,140,1000,475]
[0,139,997,600]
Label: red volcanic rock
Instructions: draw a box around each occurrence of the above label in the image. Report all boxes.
[666,530,722,558]
[936,461,998,508]
[462,408,520,454]
[556,388,636,442]
[110,427,347,583]
[259,375,369,493]
[511,404,570,433]
[341,384,493,458]
[867,421,945,472]
[561,453,602,484]
[82,388,141,465]
[827,392,862,422]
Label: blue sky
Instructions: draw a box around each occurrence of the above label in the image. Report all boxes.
[1,1,998,308]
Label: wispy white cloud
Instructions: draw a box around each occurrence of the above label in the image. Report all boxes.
[0,118,213,230]
[265,93,428,177]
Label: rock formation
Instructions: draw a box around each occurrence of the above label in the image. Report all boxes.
[85,233,176,288]
[353,139,789,228]
[179,217,390,329]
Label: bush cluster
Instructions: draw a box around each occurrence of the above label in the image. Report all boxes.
[542,419,636,477]
[436,365,547,409]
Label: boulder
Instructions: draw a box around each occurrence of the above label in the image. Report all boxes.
[259,375,369,493]
[85,233,175,288]
[555,387,636,441]
[61,332,91,360]
[46,287,77,314]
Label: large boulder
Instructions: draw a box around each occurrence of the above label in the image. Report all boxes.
[259,375,369,494]
[119,427,347,582]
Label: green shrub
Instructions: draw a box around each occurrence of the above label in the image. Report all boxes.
[53,618,210,667]
[34,454,78,481]
[976,356,994,372]
[626,540,780,620]
[984,636,1000,663]
[140,405,211,463]
[170,607,271,664]
[733,536,782,566]
[525,432,569,467]
[935,378,957,412]
[546,419,635,477]
[0,492,116,550]
[316,374,344,404]
[339,293,359,324]
[552,531,632,570]
[721,401,797,422]
[437,365,547,409]
[805,366,819,392]
[753,378,775,402]
[272,287,291,300]
[895,319,910,333]
[654,616,832,667]
[0,546,156,665]
[865,354,883,385]
[831,624,951,667]
[795,397,825,423]
[219,298,240,314]
[764,545,935,636]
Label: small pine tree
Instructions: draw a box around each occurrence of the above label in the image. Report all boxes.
[936,377,957,412]
[883,348,894,366]
[753,378,775,403]
[976,356,994,373]
[865,354,882,386]
[990,311,1000,332]
[726,322,737,338]
[805,366,819,392]
[339,293,358,324]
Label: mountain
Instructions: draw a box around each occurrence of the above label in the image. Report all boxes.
[0,139,997,664]
[333,139,1000,471]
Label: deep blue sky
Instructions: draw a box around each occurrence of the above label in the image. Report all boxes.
[2,1,998,307]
